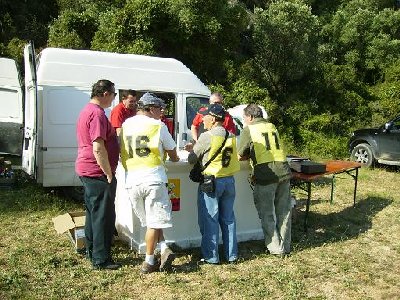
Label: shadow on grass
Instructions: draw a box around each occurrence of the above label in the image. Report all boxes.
[291,196,393,251]
[0,170,85,214]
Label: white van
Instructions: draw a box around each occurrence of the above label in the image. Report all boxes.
[0,57,23,155]
[19,43,211,192]
[3,43,263,252]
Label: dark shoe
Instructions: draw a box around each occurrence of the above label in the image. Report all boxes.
[160,248,175,271]
[141,261,160,274]
[93,261,121,270]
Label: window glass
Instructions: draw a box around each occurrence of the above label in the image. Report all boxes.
[186,96,209,128]
[393,117,400,130]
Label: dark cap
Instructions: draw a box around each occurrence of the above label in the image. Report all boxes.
[138,92,166,108]
[200,103,226,120]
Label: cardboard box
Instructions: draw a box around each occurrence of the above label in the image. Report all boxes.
[53,211,86,251]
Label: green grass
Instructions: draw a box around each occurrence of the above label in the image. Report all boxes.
[1,167,400,299]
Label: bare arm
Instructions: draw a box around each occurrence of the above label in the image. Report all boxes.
[93,138,113,183]
[191,124,198,141]
[166,148,180,162]
[115,127,122,136]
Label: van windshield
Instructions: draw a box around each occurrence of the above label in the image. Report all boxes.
[186,96,209,128]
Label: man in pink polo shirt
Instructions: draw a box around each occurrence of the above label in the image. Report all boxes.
[110,89,137,136]
[75,79,120,270]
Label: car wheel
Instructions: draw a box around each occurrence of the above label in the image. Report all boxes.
[351,143,375,167]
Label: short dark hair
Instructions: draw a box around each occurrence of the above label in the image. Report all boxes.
[243,104,263,118]
[121,89,137,98]
[91,79,115,98]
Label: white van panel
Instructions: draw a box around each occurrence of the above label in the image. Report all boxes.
[43,88,89,147]
[22,43,38,174]
[0,89,21,120]
[0,57,21,88]
[0,57,23,155]
[36,48,210,96]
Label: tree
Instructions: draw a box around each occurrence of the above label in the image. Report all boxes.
[320,0,400,84]
[252,0,320,100]
[90,0,248,83]
[0,0,58,60]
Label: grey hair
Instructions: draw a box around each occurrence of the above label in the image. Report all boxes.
[243,104,263,118]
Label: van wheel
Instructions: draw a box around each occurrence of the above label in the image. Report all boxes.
[351,143,374,167]
[61,186,84,202]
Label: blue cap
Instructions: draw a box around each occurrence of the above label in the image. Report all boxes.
[200,103,226,120]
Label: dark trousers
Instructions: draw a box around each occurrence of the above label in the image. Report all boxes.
[80,176,116,265]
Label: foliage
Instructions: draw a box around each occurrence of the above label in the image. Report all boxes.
[0,0,58,59]
[320,1,400,84]
[48,10,98,49]
[91,0,248,83]
[369,59,400,125]
[2,0,400,159]
[252,0,320,100]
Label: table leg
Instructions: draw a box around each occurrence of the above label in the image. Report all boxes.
[353,167,359,207]
[330,174,335,204]
[304,181,312,232]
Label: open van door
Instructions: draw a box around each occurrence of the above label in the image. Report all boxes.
[22,42,38,177]
[0,58,23,155]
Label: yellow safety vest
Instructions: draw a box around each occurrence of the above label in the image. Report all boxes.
[248,122,286,165]
[120,124,163,170]
[204,135,240,177]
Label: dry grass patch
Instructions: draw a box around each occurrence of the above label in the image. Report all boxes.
[1,167,399,299]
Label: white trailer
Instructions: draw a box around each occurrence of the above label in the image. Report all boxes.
[0,57,23,155]
[4,43,263,253]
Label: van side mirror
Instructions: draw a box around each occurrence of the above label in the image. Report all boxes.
[384,122,393,132]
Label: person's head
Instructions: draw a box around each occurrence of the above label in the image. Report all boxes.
[201,103,226,130]
[91,79,116,108]
[121,89,137,110]
[243,104,263,125]
[209,92,223,104]
[137,92,166,119]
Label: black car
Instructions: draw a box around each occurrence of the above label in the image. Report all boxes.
[349,116,400,167]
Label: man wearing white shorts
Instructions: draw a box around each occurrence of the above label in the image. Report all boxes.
[120,92,179,274]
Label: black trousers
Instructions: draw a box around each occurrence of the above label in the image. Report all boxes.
[80,176,116,265]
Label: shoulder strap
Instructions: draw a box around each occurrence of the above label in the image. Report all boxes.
[202,129,229,170]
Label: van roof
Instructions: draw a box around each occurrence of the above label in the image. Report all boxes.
[0,57,21,88]
[37,48,210,95]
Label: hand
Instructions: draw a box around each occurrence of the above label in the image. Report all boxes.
[184,143,194,152]
[106,174,113,183]
[170,156,180,162]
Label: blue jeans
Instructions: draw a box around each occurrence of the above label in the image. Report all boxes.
[197,176,238,263]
